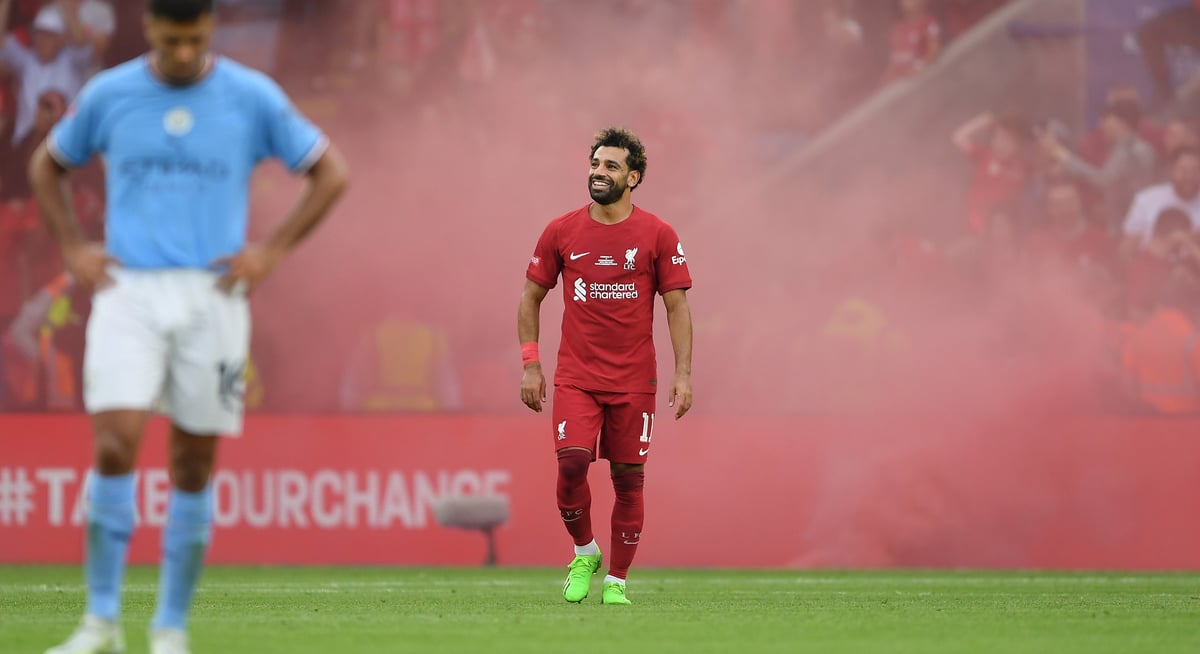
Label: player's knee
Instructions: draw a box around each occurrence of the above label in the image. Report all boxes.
[612,469,644,495]
[169,458,214,493]
[93,434,137,475]
[169,427,219,492]
[557,449,591,484]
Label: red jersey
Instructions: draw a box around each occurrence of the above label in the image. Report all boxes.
[886,14,940,78]
[526,205,692,394]
[964,142,1029,233]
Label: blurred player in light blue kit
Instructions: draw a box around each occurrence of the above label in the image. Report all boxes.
[27,1,349,652]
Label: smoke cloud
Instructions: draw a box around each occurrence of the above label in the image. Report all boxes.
[237,1,1166,567]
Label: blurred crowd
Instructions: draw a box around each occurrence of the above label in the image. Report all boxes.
[6,0,1200,417]
[0,0,123,411]
[867,2,1200,418]
[819,96,1200,416]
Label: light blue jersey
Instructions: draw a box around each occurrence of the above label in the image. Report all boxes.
[49,56,326,269]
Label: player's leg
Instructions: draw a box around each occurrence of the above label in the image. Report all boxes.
[597,393,654,605]
[46,411,151,654]
[85,411,151,619]
[149,273,248,653]
[552,385,604,602]
[49,275,167,654]
[601,460,643,606]
[149,424,218,651]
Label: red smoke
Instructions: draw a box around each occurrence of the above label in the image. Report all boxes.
[239,2,1179,568]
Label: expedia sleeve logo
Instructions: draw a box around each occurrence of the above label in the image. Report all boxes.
[672,242,687,265]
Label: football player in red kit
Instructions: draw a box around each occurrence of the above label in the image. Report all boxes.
[518,127,693,605]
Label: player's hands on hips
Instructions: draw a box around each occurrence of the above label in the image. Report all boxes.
[668,372,692,420]
[63,242,118,291]
[520,363,547,413]
[213,244,286,295]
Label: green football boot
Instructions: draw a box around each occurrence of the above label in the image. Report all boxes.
[562,553,602,603]
[601,581,631,605]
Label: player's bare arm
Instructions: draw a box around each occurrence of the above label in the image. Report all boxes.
[28,142,119,290]
[518,278,550,413]
[215,145,349,293]
[663,288,693,420]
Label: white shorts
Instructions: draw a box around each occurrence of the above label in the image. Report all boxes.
[84,268,251,436]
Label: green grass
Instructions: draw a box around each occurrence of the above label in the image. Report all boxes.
[1,567,1197,653]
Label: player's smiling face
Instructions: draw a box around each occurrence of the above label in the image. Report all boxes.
[145,13,216,84]
[589,146,639,205]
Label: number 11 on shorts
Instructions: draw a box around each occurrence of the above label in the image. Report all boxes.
[638,412,654,455]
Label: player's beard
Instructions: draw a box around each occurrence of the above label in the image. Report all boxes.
[588,176,626,205]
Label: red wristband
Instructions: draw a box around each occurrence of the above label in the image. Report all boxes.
[521,342,540,366]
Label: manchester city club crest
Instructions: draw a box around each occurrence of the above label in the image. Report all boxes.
[163,107,194,137]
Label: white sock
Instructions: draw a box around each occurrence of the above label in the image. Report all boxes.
[603,575,625,586]
[574,540,600,556]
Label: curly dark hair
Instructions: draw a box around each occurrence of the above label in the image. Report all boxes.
[147,0,214,21]
[591,127,647,190]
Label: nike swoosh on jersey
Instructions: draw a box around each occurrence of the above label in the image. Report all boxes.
[569,252,591,260]
[638,448,650,456]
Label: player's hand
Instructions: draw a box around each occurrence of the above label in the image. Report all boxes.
[520,363,547,413]
[63,242,118,291]
[212,244,286,295]
[668,372,692,420]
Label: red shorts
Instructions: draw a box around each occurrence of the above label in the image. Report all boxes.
[552,385,656,464]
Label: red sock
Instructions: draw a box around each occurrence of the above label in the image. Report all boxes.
[556,450,594,546]
[608,470,645,579]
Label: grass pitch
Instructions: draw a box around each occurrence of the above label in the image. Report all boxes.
[1,566,1197,653]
